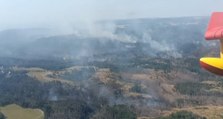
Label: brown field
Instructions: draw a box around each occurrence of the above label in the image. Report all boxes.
[0,104,44,119]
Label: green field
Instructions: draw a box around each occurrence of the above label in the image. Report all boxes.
[0,104,44,119]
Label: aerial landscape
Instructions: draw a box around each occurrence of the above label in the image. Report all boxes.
[0,0,223,119]
[0,16,223,119]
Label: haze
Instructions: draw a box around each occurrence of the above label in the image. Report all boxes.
[0,0,222,30]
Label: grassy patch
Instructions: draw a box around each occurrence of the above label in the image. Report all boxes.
[0,104,44,119]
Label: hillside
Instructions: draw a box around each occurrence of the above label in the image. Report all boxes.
[0,17,212,59]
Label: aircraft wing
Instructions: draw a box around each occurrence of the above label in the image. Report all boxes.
[205,12,223,40]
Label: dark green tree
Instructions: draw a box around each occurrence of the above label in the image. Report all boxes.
[92,105,136,119]
[156,111,206,119]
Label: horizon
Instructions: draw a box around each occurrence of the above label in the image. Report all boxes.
[0,0,222,30]
[0,15,209,32]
